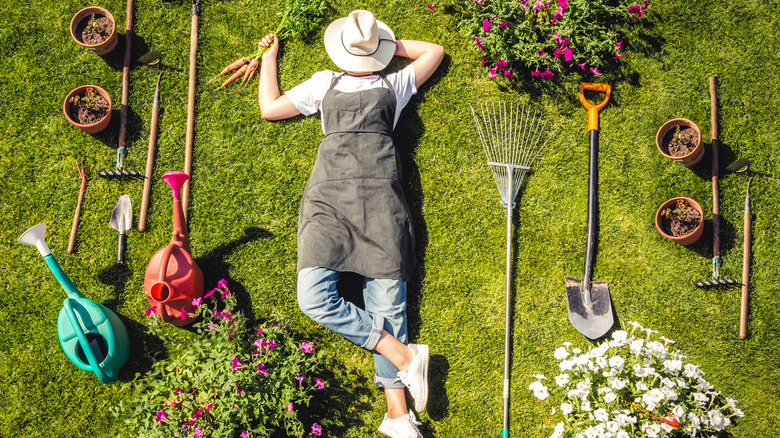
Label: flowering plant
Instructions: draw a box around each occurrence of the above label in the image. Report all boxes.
[449,0,650,80]
[529,322,744,437]
[112,280,325,437]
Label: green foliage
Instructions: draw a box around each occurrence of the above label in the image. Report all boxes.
[448,0,649,79]
[68,86,100,111]
[276,0,331,40]
[112,282,325,437]
[661,199,689,223]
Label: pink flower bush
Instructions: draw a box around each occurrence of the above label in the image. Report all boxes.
[155,409,167,423]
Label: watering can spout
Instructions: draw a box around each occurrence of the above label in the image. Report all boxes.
[18,223,51,257]
[162,171,189,200]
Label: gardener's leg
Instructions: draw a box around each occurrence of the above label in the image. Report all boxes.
[297,267,385,349]
[363,277,409,418]
[365,278,429,413]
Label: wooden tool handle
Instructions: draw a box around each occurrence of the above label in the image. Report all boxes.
[182,6,199,223]
[709,77,720,258]
[118,0,134,153]
[740,190,751,339]
[138,105,159,232]
[67,190,85,253]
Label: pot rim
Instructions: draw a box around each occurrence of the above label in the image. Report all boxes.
[69,6,116,48]
[62,85,112,129]
[655,118,702,160]
[654,196,704,240]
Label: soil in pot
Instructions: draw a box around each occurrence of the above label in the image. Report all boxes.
[660,199,702,237]
[68,87,110,125]
[75,13,114,45]
[662,125,700,157]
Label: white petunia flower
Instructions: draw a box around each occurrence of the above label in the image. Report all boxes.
[608,355,624,369]
[642,388,664,411]
[663,359,683,373]
[608,376,627,390]
[561,402,573,415]
[683,363,701,378]
[594,408,609,422]
[708,410,730,431]
[555,373,570,387]
[559,359,574,371]
[581,400,591,411]
[630,339,644,353]
[612,330,628,343]
[554,346,570,360]
[693,392,709,404]
[602,390,617,404]
[616,430,630,438]
[550,422,565,438]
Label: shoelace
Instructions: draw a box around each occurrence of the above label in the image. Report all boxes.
[394,370,411,388]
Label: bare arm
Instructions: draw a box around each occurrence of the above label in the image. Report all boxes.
[394,40,445,88]
[258,34,301,120]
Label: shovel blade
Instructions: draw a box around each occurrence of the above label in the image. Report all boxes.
[565,277,614,339]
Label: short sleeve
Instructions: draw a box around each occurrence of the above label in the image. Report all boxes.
[284,71,338,116]
[386,64,417,112]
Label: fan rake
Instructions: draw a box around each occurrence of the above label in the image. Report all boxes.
[471,102,558,437]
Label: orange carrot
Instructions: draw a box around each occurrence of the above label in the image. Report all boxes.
[221,63,249,88]
[241,58,260,85]
[220,57,248,75]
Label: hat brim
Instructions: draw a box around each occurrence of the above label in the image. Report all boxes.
[323,17,396,72]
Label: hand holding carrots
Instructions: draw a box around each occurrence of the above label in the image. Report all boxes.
[258,33,279,62]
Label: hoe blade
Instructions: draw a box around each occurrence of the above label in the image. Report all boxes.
[565,277,613,339]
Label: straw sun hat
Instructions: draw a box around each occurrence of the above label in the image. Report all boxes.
[323,10,396,72]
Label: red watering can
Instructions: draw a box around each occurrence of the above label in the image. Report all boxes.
[144,171,203,326]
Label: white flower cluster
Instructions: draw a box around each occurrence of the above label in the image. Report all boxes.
[529,322,744,438]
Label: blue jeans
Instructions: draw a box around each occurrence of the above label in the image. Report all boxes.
[297,267,408,389]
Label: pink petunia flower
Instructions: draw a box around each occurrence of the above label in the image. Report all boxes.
[540,70,555,79]
[204,288,216,299]
[205,402,215,412]
[483,20,491,32]
[487,67,499,78]
[481,56,486,66]
[155,409,167,423]
[231,356,242,371]
[286,402,294,412]
[217,278,228,290]
[474,0,484,4]
[495,59,508,69]
[221,288,230,300]
[193,428,204,438]
[257,362,268,374]
[551,8,564,25]
[295,374,305,386]
[311,423,323,436]
[192,297,202,307]
[472,36,484,49]
[174,389,185,395]
[180,307,187,321]
[590,67,602,75]
[257,328,263,335]
[314,377,326,389]
[558,0,568,7]
[613,39,626,58]
[504,70,514,79]
[427,3,435,13]
[499,21,507,28]
[301,342,316,354]
[240,433,249,438]
[145,306,156,317]
[236,386,242,394]
[628,4,646,19]
[554,48,563,59]
[577,62,587,70]
[563,47,573,61]
[207,323,216,331]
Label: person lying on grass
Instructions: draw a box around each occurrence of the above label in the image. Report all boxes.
[258,9,444,438]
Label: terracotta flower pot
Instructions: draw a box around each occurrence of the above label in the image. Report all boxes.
[69,6,118,56]
[656,118,704,167]
[63,85,113,134]
[655,196,704,246]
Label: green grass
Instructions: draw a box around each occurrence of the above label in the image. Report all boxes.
[1,0,779,436]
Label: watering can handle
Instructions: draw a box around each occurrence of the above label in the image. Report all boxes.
[62,299,110,383]
[579,83,611,132]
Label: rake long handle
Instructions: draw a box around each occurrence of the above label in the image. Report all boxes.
[710,77,720,264]
[139,91,160,232]
[117,0,134,166]
[502,168,514,437]
[182,1,199,224]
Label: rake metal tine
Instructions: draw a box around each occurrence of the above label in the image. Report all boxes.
[694,277,741,288]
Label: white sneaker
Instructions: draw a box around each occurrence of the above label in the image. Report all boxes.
[378,410,423,438]
[395,344,429,412]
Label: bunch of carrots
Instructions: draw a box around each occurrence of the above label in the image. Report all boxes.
[215,45,266,88]
[214,0,329,89]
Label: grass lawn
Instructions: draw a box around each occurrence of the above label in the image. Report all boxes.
[1,0,778,436]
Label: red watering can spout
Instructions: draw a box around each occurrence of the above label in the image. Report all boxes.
[143,170,203,326]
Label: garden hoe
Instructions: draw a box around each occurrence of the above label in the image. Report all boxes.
[471,102,558,438]
[97,0,142,179]
[725,157,756,339]
[565,83,614,340]
[694,77,738,288]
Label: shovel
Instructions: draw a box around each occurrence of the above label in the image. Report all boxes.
[109,194,132,264]
[565,83,614,340]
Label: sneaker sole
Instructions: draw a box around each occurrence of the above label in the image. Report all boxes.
[415,344,429,411]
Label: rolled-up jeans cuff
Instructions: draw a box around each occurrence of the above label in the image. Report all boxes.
[361,314,385,351]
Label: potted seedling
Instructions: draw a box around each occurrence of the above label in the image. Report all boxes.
[655,196,704,246]
[70,6,118,56]
[63,85,113,134]
[656,118,704,167]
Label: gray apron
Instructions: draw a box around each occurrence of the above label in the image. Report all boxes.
[297,74,415,280]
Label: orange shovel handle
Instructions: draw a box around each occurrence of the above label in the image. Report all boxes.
[579,83,611,131]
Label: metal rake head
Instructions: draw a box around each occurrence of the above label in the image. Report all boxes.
[470,102,558,209]
[694,277,740,288]
[97,168,144,179]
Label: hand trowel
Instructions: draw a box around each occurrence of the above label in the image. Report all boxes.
[109,194,132,264]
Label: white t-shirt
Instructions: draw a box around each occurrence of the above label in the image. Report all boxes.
[284,64,417,131]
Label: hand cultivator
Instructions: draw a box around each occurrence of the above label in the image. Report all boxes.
[471,101,558,438]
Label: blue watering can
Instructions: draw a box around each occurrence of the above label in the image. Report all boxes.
[18,224,130,383]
